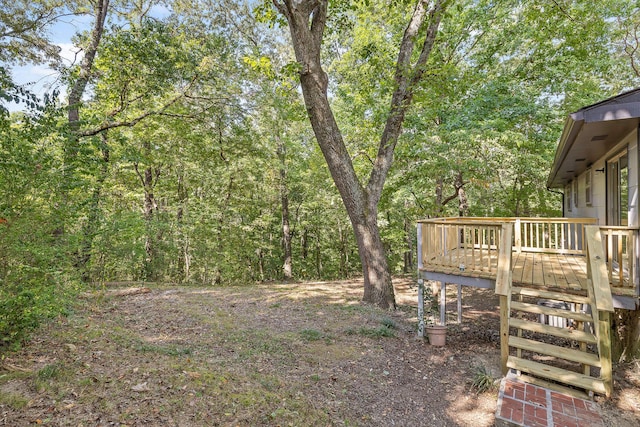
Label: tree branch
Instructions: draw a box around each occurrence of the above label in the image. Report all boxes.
[366,0,447,205]
[79,76,198,137]
[133,163,145,188]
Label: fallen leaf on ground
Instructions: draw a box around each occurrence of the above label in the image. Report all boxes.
[131,382,150,392]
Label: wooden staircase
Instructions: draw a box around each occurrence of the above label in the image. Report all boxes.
[495,224,614,398]
[504,286,606,397]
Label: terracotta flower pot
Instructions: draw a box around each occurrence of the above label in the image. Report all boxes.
[426,325,447,346]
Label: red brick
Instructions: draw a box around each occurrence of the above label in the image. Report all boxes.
[552,413,579,427]
[500,396,523,420]
[526,393,547,407]
[550,392,574,404]
[524,404,537,418]
[562,403,576,417]
[534,406,548,419]
[574,408,602,422]
[573,398,586,410]
[523,413,548,427]
[511,407,524,424]
[502,396,523,409]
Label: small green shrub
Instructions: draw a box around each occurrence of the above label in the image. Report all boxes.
[347,325,395,338]
[300,328,323,342]
[470,366,496,394]
[380,316,397,330]
[37,363,63,381]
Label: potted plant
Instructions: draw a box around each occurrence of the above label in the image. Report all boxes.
[418,280,447,346]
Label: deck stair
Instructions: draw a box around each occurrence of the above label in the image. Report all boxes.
[503,285,606,398]
[494,224,614,399]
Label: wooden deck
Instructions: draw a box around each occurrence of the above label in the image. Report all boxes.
[416,218,635,398]
[418,218,639,306]
[421,246,637,299]
[423,249,587,291]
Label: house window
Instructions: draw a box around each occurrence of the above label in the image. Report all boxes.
[585,168,592,206]
[573,179,579,207]
[566,183,572,212]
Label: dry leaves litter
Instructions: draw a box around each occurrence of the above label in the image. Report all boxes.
[1,279,638,426]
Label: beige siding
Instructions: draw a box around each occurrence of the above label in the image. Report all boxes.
[565,128,638,226]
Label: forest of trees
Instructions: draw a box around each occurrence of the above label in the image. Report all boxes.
[2,0,640,347]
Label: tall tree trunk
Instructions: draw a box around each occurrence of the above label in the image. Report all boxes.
[435,177,444,216]
[338,220,348,277]
[613,309,640,361]
[67,0,109,133]
[79,133,110,282]
[456,172,468,216]
[277,136,293,279]
[176,167,190,282]
[301,227,308,259]
[134,141,160,281]
[63,0,109,272]
[315,231,322,277]
[403,210,414,273]
[274,0,445,309]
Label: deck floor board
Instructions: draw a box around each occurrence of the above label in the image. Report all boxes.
[422,248,600,294]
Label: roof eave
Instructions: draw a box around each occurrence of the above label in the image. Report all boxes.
[547,114,584,188]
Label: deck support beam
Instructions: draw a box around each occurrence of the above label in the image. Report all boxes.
[500,294,510,375]
[457,283,462,323]
[417,279,425,338]
[440,281,446,325]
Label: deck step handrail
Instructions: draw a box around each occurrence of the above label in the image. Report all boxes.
[585,225,614,397]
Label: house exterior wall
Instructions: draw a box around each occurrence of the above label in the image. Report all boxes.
[564,127,639,227]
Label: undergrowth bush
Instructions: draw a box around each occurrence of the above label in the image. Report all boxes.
[0,215,81,351]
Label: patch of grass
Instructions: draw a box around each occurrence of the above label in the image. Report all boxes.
[470,365,496,394]
[346,325,396,338]
[0,370,31,384]
[299,328,323,342]
[380,316,397,330]
[37,363,63,381]
[34,362,70,395]
[337,304,371,314]
[0,391,29,409]
[134,343,192,356]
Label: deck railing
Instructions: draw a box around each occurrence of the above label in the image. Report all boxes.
[418,217,597,272]
[514,218,597,254]
[418,217,638,294]
[418,219,504,276]
[599,226,639,292]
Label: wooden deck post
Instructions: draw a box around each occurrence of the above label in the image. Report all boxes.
[585,226,614,397]
[440,281,446,325]
[417,223,423,270]
[417,279,425,338]
[500,294,510,375]
[457,283,462,323]
[598,310,613,398]
[495,223,514,375]
[514,218,521,253]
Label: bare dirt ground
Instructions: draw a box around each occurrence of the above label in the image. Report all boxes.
[1,278,639,426]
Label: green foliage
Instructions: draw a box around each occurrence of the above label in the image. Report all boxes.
[36,363,64,381]
[379,316,397,330]
[347,318,397,338]
[2,0,640,350]
[299,328,324,342]
[469,365,496,394]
